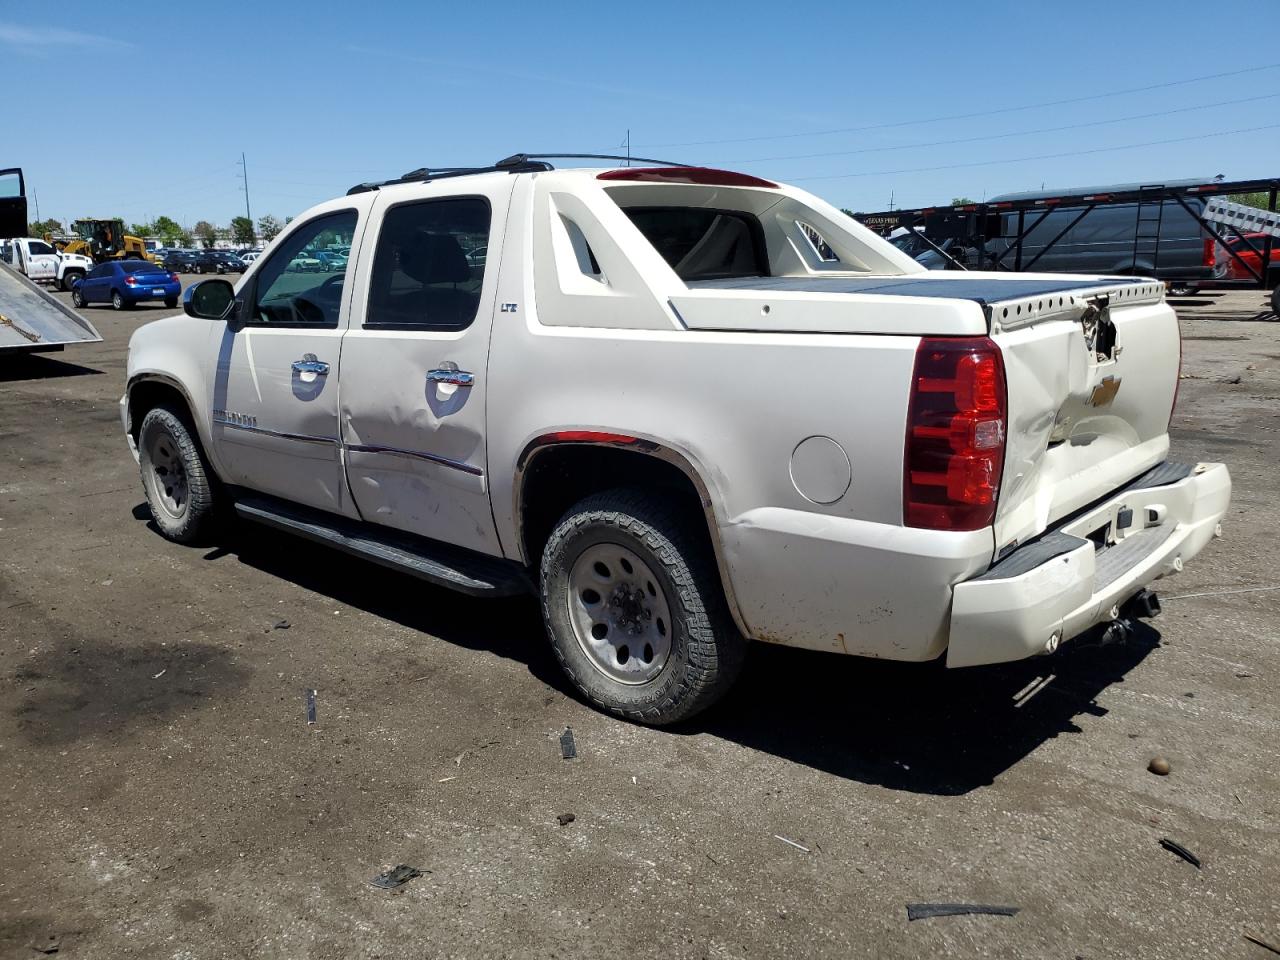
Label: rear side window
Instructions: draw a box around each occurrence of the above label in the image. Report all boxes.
[623,207,767,280]
[366,198,490,330]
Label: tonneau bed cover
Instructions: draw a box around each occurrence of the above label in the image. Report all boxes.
[686,274,1142,304]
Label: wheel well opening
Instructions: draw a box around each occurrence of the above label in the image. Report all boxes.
[520,445,712,569]
[127,380,194,441]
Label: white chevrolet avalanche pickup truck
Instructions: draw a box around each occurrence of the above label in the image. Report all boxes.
[120,154,1231,724]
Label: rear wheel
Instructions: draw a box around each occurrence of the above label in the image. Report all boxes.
[111,290,127,310]
[1168,282,1197,297]
[137,405,218,544]
[539,489,745,725]
[165,297,178,309]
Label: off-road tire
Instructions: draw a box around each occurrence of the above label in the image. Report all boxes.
[137,405,218,544]
[539,489,745,725]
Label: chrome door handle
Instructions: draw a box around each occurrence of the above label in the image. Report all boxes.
[426,368,475,387]
[292,357,329,375]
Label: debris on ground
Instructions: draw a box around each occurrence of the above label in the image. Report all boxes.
[1148,756,1171,776]
[773,834,810,853]
[1159,838,1202,868]
[369,865,424,890]
[559,727,576,760]
[557,813,576,826]
[152,669,166,680]
[273,619,291,630]
[1244,932,1280,956]
[30,935,60,954]
[906,903,1020,921]
[305,689,317,725]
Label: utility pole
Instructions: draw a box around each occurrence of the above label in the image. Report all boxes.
[32,189,40,222]
[237,152,252,228]
[622,130,631,167]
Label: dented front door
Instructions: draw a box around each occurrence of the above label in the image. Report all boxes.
[337,180,513,556]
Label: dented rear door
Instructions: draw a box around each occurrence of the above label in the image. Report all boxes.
[989,278,1177,554]
[338,178,515,557]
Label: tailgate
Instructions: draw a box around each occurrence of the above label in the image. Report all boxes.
[989,276,1173,554]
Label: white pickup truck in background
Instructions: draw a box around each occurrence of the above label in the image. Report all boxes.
[3,236,92,291]
[120,155,1231,724]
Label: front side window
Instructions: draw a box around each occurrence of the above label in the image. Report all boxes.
[366,198,490,330]
[28,240,54,256]
[250,210,357,327]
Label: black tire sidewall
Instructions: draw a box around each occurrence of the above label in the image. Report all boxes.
[539,491,741,725]
[543,523,691,715]
[112,291,124,310]
[138,406,216,544]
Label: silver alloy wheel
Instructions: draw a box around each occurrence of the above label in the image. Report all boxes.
[145,427,189,520]
[567,542,673,685]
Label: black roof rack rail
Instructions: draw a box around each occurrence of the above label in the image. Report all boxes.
[347,152,689,195]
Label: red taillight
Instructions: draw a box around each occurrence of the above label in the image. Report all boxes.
[1202,236,1216,268]
[170,272,180,283]
[597,167,778,188]
[904,337,1007,531]
[124,275,138,285]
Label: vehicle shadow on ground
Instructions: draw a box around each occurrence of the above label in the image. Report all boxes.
[702,623,1160,795]
[202,521,563,681]
[148,513,1162,796]
[0,354,102,383]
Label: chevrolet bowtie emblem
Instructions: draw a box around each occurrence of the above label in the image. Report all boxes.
[1089,376,1122,407]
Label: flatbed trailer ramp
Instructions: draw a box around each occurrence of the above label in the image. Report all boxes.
[0,259,102,353]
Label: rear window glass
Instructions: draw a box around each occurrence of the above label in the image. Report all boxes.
[623,207,767,281]
[123,261,161,273]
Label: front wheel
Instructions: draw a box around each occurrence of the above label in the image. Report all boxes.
[539,489,745,725]
[137,405,218,543]
[71,287,85,308]
[60,271,83,292]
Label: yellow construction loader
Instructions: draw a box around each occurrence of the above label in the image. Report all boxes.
[51,219,154,264]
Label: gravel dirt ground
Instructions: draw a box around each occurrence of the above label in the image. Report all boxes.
[1,282,1278,959]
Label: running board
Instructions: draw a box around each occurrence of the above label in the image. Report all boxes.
[233,496,533,597]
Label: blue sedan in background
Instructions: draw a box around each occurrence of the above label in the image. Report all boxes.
[71,260,182,310]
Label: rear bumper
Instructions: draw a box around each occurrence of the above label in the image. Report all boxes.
[947,461,1230,667]
[123,284,179,302]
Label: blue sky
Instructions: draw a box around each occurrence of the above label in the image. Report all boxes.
[4,0,1277,230]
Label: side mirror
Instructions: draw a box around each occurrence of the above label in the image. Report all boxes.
[184,278,236,321]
